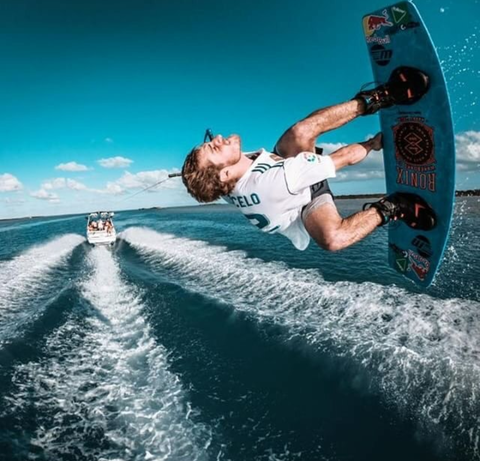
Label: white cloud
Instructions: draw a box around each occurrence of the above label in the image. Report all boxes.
[116,170,167,189]
[104,137,114,143]
[336,170,385,181]
[35,171,172,198]
[456,131,480,168]
[0,173,23,192]
[55,161,90,172]
[317,142,346,155]
[96,169,180,195]
[97,156,133,169]
[317,130,480,182]
[104,182,124,195]
[42,178,67,190]
[30,189,60,203]
[66,179,88,191]
[42,177,87,191]
[318,142,385,182]
[1,197,25,205]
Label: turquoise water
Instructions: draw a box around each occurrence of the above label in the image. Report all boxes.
[0,198,479,460]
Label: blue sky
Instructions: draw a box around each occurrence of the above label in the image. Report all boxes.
[0,0,479,218]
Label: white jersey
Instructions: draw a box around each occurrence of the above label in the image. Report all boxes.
[225,149,336,250]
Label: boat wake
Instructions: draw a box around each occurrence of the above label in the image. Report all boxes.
[1,245,211,461]
[122,226,480,459]
[0,234,84,344]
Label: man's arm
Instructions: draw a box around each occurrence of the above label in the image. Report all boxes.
[274,99,366,158]
[330,133,382,171]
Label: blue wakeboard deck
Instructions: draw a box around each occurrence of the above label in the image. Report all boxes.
[362,1,455,287]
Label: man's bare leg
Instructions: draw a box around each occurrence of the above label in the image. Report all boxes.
[275,99,365,158]
[303,202,382,252]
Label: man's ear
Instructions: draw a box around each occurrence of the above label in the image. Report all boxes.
[219,168,229,183]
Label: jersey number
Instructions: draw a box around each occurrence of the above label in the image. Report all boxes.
[245,213,269,230]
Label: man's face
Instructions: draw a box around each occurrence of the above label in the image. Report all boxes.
[199,134,241,169]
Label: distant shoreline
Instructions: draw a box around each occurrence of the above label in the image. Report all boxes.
[1,190,479,222]
[334,190,480,200]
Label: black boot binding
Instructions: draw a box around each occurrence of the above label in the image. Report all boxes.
[363,192,436,230]
[354,66,430,115]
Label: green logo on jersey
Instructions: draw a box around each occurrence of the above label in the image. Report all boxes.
[303,153,317,163]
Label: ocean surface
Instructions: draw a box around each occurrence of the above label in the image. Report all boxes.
[0,198,479,461]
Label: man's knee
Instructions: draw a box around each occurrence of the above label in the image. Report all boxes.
[289,122,315,148]
[277,123,315,157]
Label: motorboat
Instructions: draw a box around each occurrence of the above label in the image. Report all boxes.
[86,212,116,246]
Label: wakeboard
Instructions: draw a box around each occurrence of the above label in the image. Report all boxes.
[362,1,456,287]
